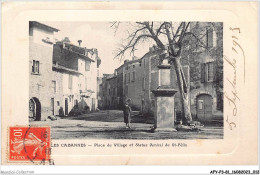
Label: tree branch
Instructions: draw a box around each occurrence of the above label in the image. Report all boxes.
[183,32,207,48]
[114,34,154,59]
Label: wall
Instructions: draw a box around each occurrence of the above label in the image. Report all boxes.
[116,66,124,110]
[53,44,79,71]
[123,59,143,111]
[29,26,55,121]
[85,56,98,111]
[51,70,63,116]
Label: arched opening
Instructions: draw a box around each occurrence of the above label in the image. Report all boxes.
[29,97,41,121]
[196,94,213,121]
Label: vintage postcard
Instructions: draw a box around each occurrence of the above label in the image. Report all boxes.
[1,1,258,166]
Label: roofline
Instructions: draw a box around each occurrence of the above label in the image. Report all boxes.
[114,49,162,72]
[30,21,60,32]
[52,64,82,75]
[77,53,95,62]
[55,42,95,62]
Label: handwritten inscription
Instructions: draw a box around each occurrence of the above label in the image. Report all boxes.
[224,27,244,130]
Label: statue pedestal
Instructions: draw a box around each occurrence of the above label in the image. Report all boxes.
[151,89,178,132]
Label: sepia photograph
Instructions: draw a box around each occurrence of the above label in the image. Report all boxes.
[28,21,224,140]
[1,1,258,170]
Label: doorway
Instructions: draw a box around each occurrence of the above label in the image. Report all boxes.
[196,94,213,120]
[51,98,54,115]
[65,98,68,115]
[29,97,41,121]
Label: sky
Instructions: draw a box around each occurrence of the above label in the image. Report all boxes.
[42,22,154,75]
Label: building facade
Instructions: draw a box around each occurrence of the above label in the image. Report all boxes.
[52,41,97,116]
[29,21,101,121]
[29,21,59,121]
[186,22,223,121]
[99,22,223,122]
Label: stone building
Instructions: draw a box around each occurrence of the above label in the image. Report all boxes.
[181,22,223,121]
[99,22,223,122]
[115,65,124,110]
[134,47,189,118]
[29,21,59,121]
[29,21,101,121]
[122,58,143,111]
[99,73,115,109]
[52,41,100,116]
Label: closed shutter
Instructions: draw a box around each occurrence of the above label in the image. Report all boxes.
[207,29,213,48]
[85,61,90,71]
[37,61,39,73]
[201,63,206,83]
[32,60,35,73]
[213,61,217,82]
[68,75,72,89]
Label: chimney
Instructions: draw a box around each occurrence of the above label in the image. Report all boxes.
[78,40,82,46]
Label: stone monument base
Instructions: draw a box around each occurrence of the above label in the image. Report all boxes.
[151,127,177,133]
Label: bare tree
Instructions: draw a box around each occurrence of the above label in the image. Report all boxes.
[112,21,208,125]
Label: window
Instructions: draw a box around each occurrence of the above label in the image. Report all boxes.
[213,30,217,47]
[206,28,213,48]
[124,74,127,84]
[57,101,60,106]
[85,61,90,71]
[201,62,215,83]
[52,81,56,93]
[68,75,73,89]
[132,71,136,82]
[32,60,40,74]
[125,85,128,96]
[133,65,135,68]
[128,72,130,83]
[207,62,214,82]
[143,77,145,90]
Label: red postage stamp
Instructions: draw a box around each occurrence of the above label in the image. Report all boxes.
[9,126,51,162]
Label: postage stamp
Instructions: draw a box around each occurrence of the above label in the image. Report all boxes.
[8,126,51,162]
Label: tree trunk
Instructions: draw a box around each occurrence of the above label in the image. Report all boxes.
[163,24,192,125]
[172,56,192,125]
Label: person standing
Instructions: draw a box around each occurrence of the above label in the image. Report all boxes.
[123,99,132,128]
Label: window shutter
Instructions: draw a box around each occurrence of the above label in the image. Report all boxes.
[85,62,90,71]
[207,29,213,48]
[35,61,38,73]
[37,61,40,73]
[201,63,206,83]
[69,75,72,89]
[213,61,217,82]
[32,60,35,73]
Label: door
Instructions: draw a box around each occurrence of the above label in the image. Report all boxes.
[92,98,95,111]
[51,98,54,115]
[196,94,213,120]
[141,99,144,113]
[65,98,68,115]
[29,99,36,120]
[29,97,41,121]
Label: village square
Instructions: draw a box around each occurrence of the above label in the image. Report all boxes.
[29,21,223,139]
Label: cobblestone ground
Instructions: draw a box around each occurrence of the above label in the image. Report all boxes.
[30,110,223,139]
